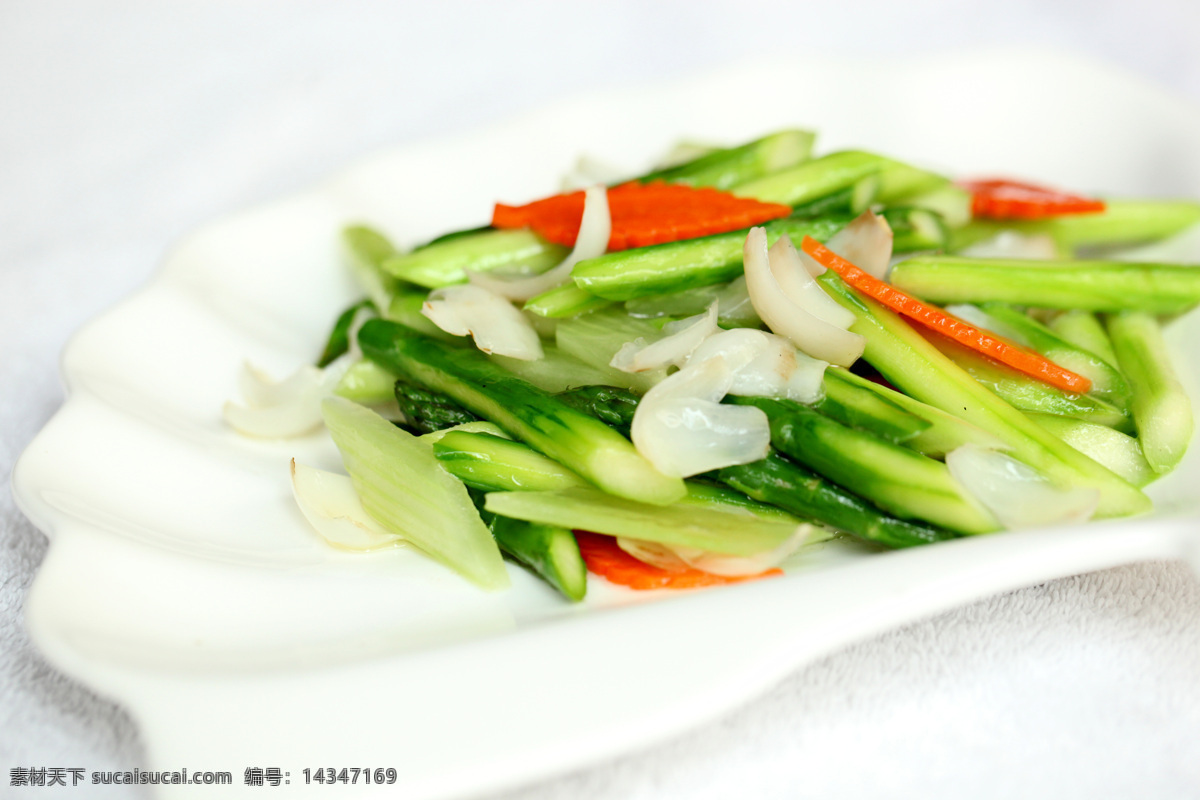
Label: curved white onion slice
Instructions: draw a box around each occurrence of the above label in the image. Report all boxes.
[610,302,719,372]
[224,363,331,438]
[960,231,1059,260]
[631,356,771,478]
[690,328,827,403]
[813,210,895,279]
[767,235,857,328]
[617,524,814,577]
[290,460,402,551]
[945,443,1099,530]
[422,284,543,360]
[467,185,611,301]
[743,227,865,367]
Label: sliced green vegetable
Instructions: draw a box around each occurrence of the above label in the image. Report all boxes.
[359,319,686,505]
[320,397,508,590]
[487,515,587,602]
[433,430,589,492]
[817,273,1152,518]
[732,396,998,534]
[524,284,612,318]
[732,150,889,207]
[718,452,959,549]
[1026,413,1155,488]
[1047,309,1119,367]
[571,215,849,300]
[816,368,931,444]
[1106,311,1194,473]
[555,385,641,434]
[923,331,1133,432]
[343,225,406,308]
[817,368,1004,457]
[484,486,800,557]
[881,207,949,253]
[395,380,480,434]
[637,129,816,191]
[333,359,399,405]
[316,299,375,368]
[384,228,569,289]
[890,256,1200,313]
[384,289,460,341]
[977,303,1132,411]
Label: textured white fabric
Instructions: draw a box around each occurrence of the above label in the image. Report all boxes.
[3,2,1200,798]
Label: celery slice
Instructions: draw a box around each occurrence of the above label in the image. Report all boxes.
[321,397,508,590]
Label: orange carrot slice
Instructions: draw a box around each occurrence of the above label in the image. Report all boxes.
[574,532,781,591]
[960,178,1106,220]
[492,181,792,252]
[800,236,1093,394]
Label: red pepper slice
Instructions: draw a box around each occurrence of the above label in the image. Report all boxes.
[492,181,792,252]
[960,177,1106,220]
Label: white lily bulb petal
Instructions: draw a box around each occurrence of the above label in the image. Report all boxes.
[961,231,1060,260]
[610,302,719,372]
[689,328,827,403]
[680,524,814,576]
[631,356,771,478]
[714,275,760,327]
[767,235,857,329]
[467,185,611,301]
[616,538,691,572]
[618,524,814,577]
[743,227,865,367]
[945,443,1099,531]
[422,284,544,360]
[290,460,402,551]
[224,364,328,438]
[822,210,895,279]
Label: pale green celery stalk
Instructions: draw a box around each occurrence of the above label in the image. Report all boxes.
[484,486,801,557]
[817,273,1152,518]
[321,397,508,590]
[1106,311,1194,473]
[554,308,667,392]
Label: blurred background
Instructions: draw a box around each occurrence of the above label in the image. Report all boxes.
[3,1,1200,798]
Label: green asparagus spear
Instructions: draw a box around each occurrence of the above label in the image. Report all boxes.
[1105,311,1194,473]
[571,215,850,300]
[731,396,998,534]
[358,319,686,505]
[817,272,1152,518]
[717,453,959,548]
[890,255,1200,313]
[317,299,376,368]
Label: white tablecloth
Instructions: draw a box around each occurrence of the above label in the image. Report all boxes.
[3,2,1200,797]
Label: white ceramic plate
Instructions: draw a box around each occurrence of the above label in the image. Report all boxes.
[14,51,1200,799]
